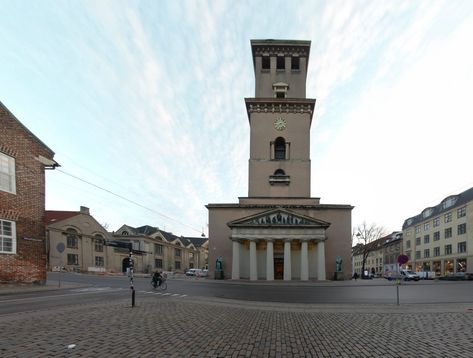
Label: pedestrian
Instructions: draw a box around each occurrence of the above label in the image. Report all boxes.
[353,272,359,281]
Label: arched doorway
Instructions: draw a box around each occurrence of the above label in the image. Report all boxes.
[122,257,130,273]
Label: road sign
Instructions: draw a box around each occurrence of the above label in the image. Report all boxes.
[56,243,65,253]
[397,255,409,265]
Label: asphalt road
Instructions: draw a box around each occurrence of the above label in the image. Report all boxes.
[1,272,472,315]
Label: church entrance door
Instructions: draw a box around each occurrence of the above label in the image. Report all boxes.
[274,258,284,280]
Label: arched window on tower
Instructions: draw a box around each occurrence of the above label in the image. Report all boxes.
[274,169,286,176]
[274,137,286,160]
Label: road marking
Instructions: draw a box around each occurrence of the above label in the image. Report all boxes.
[71,287,118,293]
[140,290,188,298]
[0,288,124,303]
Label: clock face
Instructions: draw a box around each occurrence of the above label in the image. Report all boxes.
[274,117,286,131]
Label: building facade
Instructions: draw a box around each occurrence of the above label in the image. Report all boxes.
[207,40,353,281]
[402,187,473,276]
[0,101,57,283]
[46,206,112,273]
[46,211,208,274]
[112,225,207,274]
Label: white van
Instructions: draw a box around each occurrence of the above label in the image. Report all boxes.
[400,269,420,281]
[185,268,203,276]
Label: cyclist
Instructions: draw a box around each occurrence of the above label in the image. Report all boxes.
[151,270,163,288]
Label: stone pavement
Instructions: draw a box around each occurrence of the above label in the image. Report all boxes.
[1,288,473,357]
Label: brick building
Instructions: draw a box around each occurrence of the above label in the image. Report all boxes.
[0,101,57,283]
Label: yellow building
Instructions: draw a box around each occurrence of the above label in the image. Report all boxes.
[402,187,473,276]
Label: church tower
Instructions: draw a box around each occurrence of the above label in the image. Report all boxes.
[246,40,315,198]
[207,39,352,282]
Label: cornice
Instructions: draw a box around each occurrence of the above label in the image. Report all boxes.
[244,98,316,122]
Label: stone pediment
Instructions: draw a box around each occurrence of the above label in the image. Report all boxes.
[228,208,330,228]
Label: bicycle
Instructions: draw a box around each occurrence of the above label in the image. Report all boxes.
[151,275,167,291]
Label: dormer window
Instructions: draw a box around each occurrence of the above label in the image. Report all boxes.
[272,82,289,99]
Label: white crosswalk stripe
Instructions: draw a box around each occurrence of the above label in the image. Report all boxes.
[141,290,188,298]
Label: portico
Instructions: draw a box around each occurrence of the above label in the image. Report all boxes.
[228,208,329,280]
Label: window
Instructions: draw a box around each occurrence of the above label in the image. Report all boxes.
[433,231,440,241]
[0,219,16,253]
[433,247,440,257]
[66,228,79,248]
[445,244,452,255]
[458,241,467,253]
[415,237,420,245]
[445,212,452,223]
[424,223,430,231]
[291,56,300,70]
[67,254,78,265]
[457,206,466,218]
[274,137,286,160]
[0,152,16,194]
[458,223,466,235]
[175,261,181,270]
[175,248,181,257]
[155,259,163,269]
[415,251,421,259]
[189,252,194,259]
[95,256,104,267]
[262,56,270,70]
[415,226,421,234]
[433,217,440,227]
[155,244,163,255]
[424,249,430,258]
[445,227,452,239]
[94,235,104,252]
[276,56,285,70]
[424,235,430,244]
[274,169,285,176]
[442,196,457,209]
[406,240,411,249]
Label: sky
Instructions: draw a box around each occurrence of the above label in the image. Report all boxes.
[1,0,473,238]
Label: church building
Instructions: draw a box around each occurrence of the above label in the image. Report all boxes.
[207,40,353,280]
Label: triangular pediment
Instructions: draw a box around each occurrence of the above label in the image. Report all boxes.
[228,208,330,228]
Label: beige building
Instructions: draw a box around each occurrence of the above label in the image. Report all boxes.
[402,187,473,276]
[46,207,112,272]
[207,40,353,281]
[46,207,208,274]
[112,225,208,274]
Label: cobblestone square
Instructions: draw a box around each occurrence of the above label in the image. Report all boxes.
[1,294,473,357]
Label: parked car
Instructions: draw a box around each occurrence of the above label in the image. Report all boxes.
[185,268,203,276]
[400,269,420,281]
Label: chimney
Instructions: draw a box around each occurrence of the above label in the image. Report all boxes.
[80,206,90,215]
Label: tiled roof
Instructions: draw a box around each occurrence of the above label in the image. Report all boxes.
[45,211,80,225]
[135,225,159,235]
[403,186,473,229]
[185,237,208,247]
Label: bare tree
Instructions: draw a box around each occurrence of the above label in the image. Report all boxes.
[353,222,386,278]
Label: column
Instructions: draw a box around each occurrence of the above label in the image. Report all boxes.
[266,239,274,281]
[232,240,240,280]
[250,239,257,281]
[284,239,292,280]
[317,240,326,280]
[300,240,309,281]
